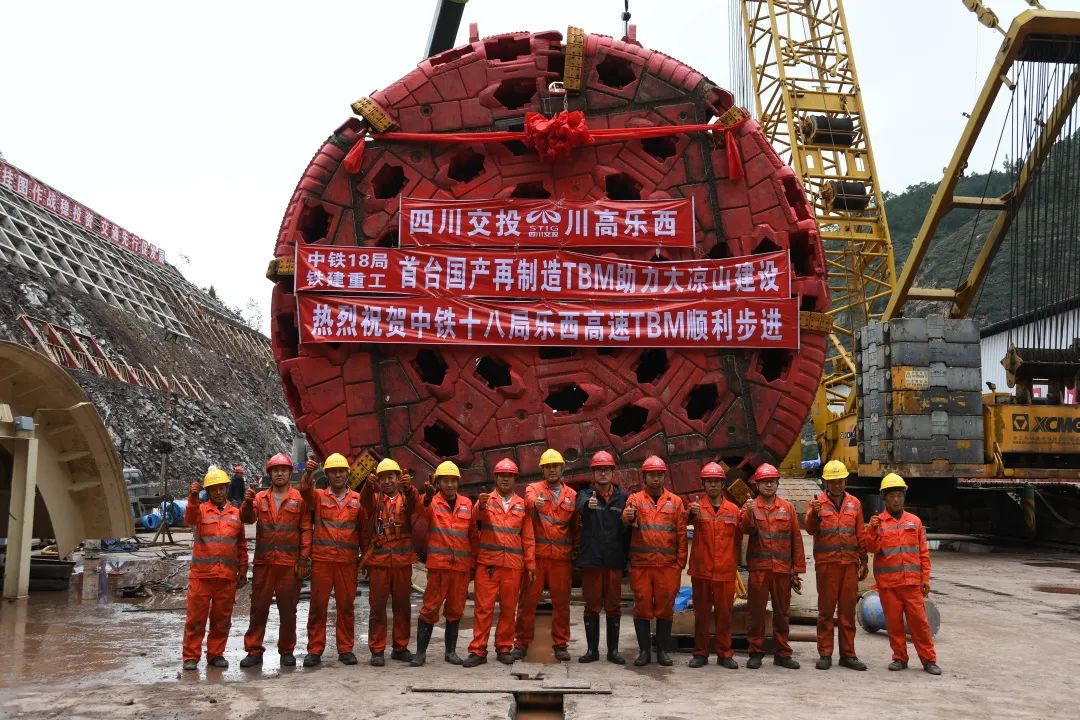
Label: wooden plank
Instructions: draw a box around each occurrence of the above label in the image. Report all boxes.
[407,682,610,695]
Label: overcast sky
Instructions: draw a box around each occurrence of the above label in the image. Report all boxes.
[2,0,1075,331]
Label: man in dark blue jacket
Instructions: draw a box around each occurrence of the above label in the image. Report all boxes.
[575,450,630,664]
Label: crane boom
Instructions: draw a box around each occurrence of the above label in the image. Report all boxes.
[738,0,897,412]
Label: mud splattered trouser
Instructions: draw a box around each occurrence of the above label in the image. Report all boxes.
[307,560,358,655]
[243,564,301,655]
[367,565,412,654]
[183,577,237,661]
[469,565,523,657]
[419,569,469,624]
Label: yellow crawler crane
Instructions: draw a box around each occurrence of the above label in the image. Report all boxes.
[881,3,1080,506]
[735,0,896,471]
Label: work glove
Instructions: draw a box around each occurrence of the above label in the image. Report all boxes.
[921,582,931,598]
[858,561,869,581]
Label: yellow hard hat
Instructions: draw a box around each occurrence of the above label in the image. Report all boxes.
[323,453,350,470]
[539,448,565,466]
[822,460,850,481]
[434,460,461,479]
[376,458,402,475]
[880,473,908,492]
[202,468,231,488]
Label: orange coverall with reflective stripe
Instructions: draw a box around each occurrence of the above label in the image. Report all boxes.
[805,491,866,659]
[515,481,577,650]
[240,487,310,656]
[307,488,364,656]
[361,482,418,654]
[688,498,741,658]
[419,492,477,624]
[183,499,247,662]
[739,496,805,658]
[865,510,936,664]
[622,489,687,621]
[469,493,535,657]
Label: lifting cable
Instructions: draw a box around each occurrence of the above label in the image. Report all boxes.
[1004,41,1080,353]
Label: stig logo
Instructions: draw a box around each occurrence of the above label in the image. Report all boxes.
[1013,413,1080,433]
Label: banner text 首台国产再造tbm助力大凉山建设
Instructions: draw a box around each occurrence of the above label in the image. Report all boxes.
[294,247,790,301]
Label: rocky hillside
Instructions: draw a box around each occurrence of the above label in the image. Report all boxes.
[0,262,294,496]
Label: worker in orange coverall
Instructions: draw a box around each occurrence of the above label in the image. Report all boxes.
[463,458,536,667]
[299,453,365,667]
[865,472,941,676]
[687,462,742,669]
[739,463,805,670]
[182,467,248,671]
[411,460,478,667]
[513,448,577,662]
[621,455,687,667]
[239,452,311,668]
[805,460,868,671]
[360,458,419,666]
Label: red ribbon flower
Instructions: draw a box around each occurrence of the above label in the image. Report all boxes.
[523,111,595,164]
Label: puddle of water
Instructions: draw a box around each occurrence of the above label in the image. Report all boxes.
[524,614,557,664]
[0,559,405,689]
[1034,585,1080,595]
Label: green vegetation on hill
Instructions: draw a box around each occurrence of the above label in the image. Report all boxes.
[882,133,1079,326]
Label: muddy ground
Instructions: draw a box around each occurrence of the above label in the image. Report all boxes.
[1,539,1077,720]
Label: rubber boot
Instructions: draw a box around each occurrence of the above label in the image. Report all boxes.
[655,619,673,667]
[579,615,600,663]
[633,619,652,667]
[444,620,464,665]
[606,615,625,665]
[411,620,433,667]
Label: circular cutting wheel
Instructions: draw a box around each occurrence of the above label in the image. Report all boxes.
[268,28,829,495]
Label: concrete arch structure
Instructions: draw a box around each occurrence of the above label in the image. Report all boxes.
[0,340,132,598]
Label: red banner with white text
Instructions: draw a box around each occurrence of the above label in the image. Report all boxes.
[295,246,789,300]
[399,197,695,248]
[298,295,799,349]
[1,161,166,265]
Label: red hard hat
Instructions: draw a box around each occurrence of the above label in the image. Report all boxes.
[590,450,616,469]
[233,465,245,474]
[264,453,292,472]
[641,455,668,473]
[700,462,726,479]
[493,458,519,475]
[751,463,781,482]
